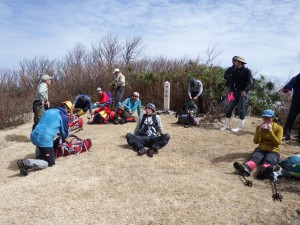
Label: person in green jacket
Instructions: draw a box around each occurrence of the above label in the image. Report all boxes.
[233,109,283,179]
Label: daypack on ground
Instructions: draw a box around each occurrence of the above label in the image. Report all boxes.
[68,115,84,131]
[106,91,113,105]
[92,106,116,124]
[56,135,92,157]
[279,154,300,178]
[177,112,199,126]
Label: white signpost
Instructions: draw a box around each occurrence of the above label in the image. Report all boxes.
[164,81,170,112]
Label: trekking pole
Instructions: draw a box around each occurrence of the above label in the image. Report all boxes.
[239,172,253,187]
[271,178,283,202]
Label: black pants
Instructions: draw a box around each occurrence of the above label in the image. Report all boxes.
[248,148,280,166]
[115,86,125,107]
[39,147,56,167]
[284,94,300,137]
[32,100,45,130]
[126,133,170,151]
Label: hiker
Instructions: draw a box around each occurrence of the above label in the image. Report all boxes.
[17,101,73,176]
[233,109,283,179]
[32,74,53,130]
[220,56,237,104]
[221,56,254,132]
[188,78,205,114]
[92,87,110,109]
[112,68,125,108]
[281,73,300,141]
[73,94,93,119]
[120,92,142,117]
[126,103,170,157]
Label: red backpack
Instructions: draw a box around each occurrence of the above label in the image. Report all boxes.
[68,115,84,131]
[56,135,92,157]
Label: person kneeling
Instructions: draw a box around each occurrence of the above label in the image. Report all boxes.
[126,103,170,157]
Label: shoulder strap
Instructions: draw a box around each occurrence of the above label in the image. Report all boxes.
[152,114,157,126]
[140,114,147,129]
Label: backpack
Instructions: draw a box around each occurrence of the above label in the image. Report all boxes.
[56,135,92,157]
[138,114,158,136]
[279,154,300,178]
[106,91,113,105]
[68,115,84,131]
[92,106,116,124]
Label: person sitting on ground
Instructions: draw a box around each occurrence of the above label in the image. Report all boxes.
[120,92,142,117]
[188,78,205,114]
[17,101,72,176]
[233,109,283,179]
[73,94,93,119]
[126,103,170,157]
[92,87,110,109]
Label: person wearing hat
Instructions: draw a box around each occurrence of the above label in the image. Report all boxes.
[220,56,237,104]
[281,73,300,141]
[112,68,126,108]
[126,103,170,157]
[188,78,205,114]
[233,109,283,179]
[17,101,72,176]
[73,94,93,119]
[120,92,142,117]
[32,74,53,130]
[92,87,110,109]
[221,56,254,132]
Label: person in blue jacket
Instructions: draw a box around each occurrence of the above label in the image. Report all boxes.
[17,101,73,176]
[121,92,142,117]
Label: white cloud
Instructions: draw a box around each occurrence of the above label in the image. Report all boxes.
[0,0,299,81]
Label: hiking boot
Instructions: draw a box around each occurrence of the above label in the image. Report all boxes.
[257,166,273,179]
[17,160,28,176]
[147,149,154,157]
[137,148,147,156]
[233,162,250,176]
[282,135,291,141]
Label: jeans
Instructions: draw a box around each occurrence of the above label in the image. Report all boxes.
[283,94,300,137]
[24,147,56,169]
[225,91,248,120]
[248,148,280,166]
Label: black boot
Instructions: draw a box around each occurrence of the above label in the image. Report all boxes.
[257,166,273,179]
[17,160,29,176]
[233,162,250,176]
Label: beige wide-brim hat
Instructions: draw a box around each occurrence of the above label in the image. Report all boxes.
[235,56,247,64]
[112,68,120,74]
[41,74,54,81]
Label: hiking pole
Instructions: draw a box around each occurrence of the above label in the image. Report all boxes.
[239,172,253,187]
[271,178,283,202]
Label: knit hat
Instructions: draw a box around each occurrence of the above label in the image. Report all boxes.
[146,103,156,112]
[190,78,197,87]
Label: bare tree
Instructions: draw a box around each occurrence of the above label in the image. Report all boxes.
[203,44,222,67]
[122,36,146,65]
[100,34,121,67]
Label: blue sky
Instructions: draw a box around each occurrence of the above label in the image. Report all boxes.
[1,0,300,83]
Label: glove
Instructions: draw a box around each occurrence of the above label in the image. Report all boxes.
[271,167,282,181]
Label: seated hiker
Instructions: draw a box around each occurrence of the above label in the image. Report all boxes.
[120,91,142,117]
[233,109,283,179]
[92,87,111,109]
[73,94,93,119]
[17,101,72,176]
[272,154,300,181]
[126,103,170,157]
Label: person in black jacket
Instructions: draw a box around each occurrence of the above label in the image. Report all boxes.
[221,56,237,104]
[221,56,254,132]
[281,73,300,141]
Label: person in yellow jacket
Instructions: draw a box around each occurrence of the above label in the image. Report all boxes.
[233,109,283,179]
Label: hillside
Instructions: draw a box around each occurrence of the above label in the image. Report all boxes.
[0,114,299,225]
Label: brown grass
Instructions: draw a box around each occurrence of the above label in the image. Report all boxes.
[0,114,300,225]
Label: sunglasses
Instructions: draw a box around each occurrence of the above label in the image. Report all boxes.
[132,95,138,98]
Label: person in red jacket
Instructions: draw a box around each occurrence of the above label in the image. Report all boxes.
[92,87,110,109]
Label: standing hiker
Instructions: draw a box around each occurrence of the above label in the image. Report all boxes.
[17,101,73,176]
[112,68,126,108]
[32,74,53,130]
[188,78,205,114]
[73,94,93,119]
[233,109,283,179]
[220,56,254,132]
[281,73,300,141]
[126,103,170,157]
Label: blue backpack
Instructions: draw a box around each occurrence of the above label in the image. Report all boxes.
[279,154,300,178]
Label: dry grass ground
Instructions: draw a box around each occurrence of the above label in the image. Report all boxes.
[0,114,300,225]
